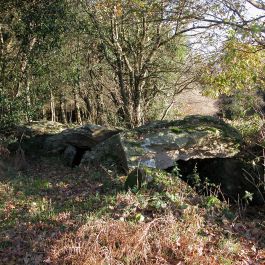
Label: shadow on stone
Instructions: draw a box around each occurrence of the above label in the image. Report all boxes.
[168,158,265,205]
[72,147,89,167]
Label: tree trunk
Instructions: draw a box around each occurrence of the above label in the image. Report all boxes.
[42,107,47,121]
[83,95,93,122]
[95,85,105,125]
[50,90,56,122]
[25,79,32,122]
[16,37,37,98]
[116,58,133,127]
[132,78,146,127]
[60,94,67,124]
[73,87,82,124]
[133,103,142,127]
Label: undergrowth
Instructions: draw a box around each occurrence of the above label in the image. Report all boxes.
[0,157,265,264]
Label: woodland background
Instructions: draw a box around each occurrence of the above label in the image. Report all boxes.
[1,0,265,129]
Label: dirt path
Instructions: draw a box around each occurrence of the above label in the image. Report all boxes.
[174,88,219,116]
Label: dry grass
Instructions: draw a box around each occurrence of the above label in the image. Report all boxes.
[49,205,259,265]
[51,214,206,265]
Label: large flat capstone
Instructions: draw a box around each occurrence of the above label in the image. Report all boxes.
[81,116,242,171]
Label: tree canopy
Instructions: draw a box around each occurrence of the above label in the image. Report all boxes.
[0,0,264,128]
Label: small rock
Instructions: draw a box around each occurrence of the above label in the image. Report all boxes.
[125,168,148,190]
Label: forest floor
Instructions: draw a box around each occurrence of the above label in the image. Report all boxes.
[0,156,265,265]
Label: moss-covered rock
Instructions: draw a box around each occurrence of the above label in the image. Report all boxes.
[44,124,120,154]
[124,168,148,191]
[81,115,242,171]
[120,115,242,170]
[124,167,176,192]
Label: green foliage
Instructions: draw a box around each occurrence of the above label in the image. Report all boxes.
[202,36,265,149]
[204,195,221,209]
[0,0,71,125]
[187,164,201,188]
[222,208,236,220]
[134,212,145,223]
[203,37,265,98]
[230,115,263,141]
[149,193,168,210]
[0,96,24,128]
[171,162,182,178]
